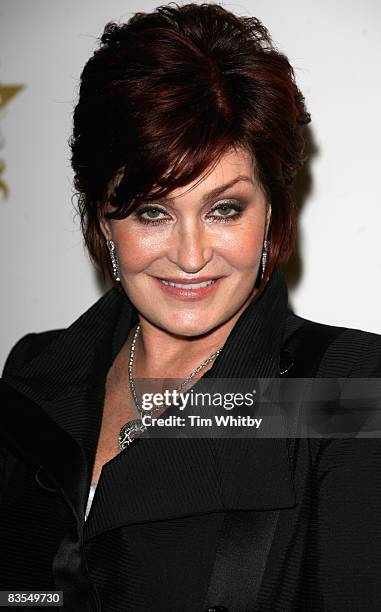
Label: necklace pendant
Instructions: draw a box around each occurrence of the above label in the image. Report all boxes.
[121,322,223,452]
[119,419,146,451]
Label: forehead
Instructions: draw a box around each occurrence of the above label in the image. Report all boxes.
[163,147,255,203]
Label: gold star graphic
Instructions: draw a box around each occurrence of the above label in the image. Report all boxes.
[0,84,24,111]
[0,83,25,199]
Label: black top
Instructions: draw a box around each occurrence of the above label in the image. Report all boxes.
[1,268,381,611]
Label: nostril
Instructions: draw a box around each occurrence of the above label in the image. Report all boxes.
[35,466,59,493]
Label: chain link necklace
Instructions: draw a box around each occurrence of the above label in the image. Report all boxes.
[118,323,223,450]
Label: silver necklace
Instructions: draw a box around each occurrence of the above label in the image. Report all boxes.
[118,324,223,450]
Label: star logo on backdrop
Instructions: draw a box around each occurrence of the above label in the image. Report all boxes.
[0,83,24,199]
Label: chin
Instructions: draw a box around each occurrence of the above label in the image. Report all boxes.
[160,312,230,338]
[165,322,213,338]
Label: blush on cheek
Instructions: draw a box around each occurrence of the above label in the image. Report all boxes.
[116,232,165,273]
[227,236,263,269]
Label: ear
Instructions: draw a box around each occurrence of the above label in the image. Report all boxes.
[265,203,272,237]
[98,212,112,242]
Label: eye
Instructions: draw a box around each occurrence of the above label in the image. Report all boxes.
[135,206,170,225]
[134,200,244,226]
[207,202,243,222]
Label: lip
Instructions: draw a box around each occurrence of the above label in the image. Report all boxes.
[154,276,223,301]
[157,276,222,284]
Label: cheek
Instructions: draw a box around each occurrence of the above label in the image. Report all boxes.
[112,215,265,272]
[113,225,164,272]
[214,225,264,269]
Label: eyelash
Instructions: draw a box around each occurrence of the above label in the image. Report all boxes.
[134,201,244,226]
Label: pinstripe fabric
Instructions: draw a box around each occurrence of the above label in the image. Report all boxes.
[1,269,381,611]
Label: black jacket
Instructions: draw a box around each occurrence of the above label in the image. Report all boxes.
[1,269,381,611]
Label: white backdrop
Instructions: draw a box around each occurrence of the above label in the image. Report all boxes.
[1,0,380,369]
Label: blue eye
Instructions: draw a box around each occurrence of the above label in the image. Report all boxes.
[134,200,244,225]
[208,202,243,222]
[135,207,169,225]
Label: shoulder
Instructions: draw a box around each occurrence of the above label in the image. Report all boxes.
[284,311,381,376]
[1,287,130,381]
[2,329,63,378]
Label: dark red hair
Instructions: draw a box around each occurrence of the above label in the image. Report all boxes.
[70,2,310,287]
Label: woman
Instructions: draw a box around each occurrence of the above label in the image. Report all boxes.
[1,3,381,611]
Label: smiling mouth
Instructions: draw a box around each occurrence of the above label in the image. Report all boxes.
[159,279,217,289]
[153,276,223,300]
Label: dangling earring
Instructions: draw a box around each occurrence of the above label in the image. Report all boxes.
[106,239,121,282]
[261,239,269,279]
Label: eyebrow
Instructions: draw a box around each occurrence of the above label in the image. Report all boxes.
[147,175,254,207]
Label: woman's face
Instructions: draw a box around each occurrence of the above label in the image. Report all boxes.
[100,147,270,337]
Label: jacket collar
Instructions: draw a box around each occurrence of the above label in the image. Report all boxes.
[1,269,297,537]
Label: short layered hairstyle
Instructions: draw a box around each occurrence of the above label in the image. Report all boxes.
[71,2,311,286]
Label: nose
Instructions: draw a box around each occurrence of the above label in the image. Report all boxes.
[168,218,213,273]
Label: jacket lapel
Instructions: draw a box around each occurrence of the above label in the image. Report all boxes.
[0,379,87,516]
[1,269,297,538]
[83,436,296,540]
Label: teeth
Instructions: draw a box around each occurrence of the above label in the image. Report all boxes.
[160,279,216,289]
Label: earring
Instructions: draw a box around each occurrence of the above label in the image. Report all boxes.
[106,239,121,282]
[261,239,269,279]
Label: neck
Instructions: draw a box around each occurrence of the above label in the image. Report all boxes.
[131,290,257,379]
